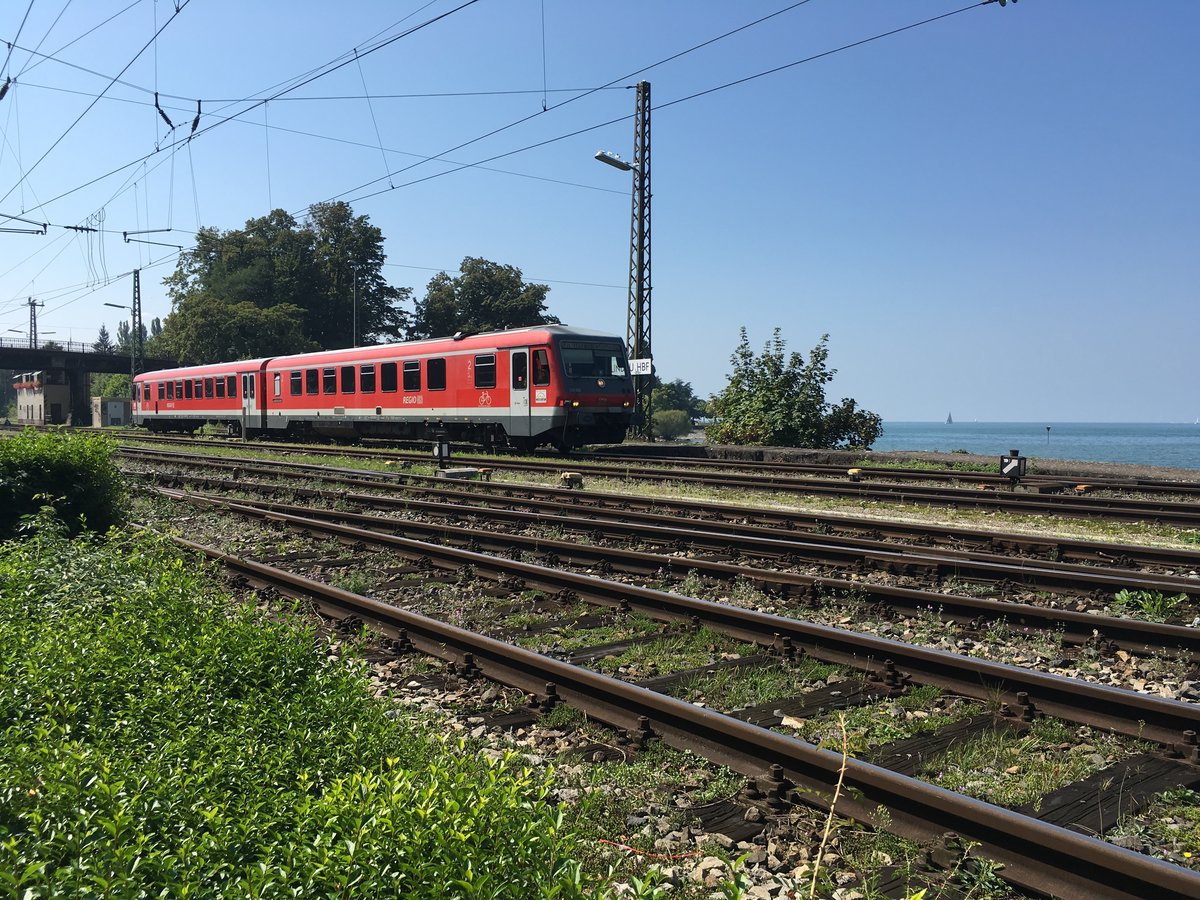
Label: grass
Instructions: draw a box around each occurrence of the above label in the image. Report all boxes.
[668,658,837,710]
[0,523,609,898]
[587,627,761,679]
[922,718,1146,810]
[1107,787,1200,868]
[796,686,977,758]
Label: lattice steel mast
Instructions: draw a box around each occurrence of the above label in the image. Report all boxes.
[626,81,652,439]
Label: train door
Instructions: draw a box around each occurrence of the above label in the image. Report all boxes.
[509,348,531,436]
[240,371,256,436]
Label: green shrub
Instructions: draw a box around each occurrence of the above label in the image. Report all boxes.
[652,408,693,440]
[0,530,591,898]
[0,428,126,536]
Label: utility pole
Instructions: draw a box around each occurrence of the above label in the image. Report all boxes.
[626,80,653,439]
[26,297,43,348]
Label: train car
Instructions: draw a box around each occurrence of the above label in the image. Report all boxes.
[133,325,634,450]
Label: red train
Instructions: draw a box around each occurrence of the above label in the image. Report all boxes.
[132,325,635,451]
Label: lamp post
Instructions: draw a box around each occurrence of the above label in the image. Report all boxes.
[595,80,652,441]
[104,302,138,395]
[350,263,359,348]
[8,327,54,349]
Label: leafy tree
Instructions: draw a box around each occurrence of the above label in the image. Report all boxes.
[652,409,693,440]
[92,324,116,355]
[114,320,149,356]
[92,373,131,398]
[307,201,408,346]
[651,378,706,420]
[706,328,882,449]
[158,204,409,363]
[158,296,315,366]
[410,257,557,338]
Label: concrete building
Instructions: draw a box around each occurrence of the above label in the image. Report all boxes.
[12,371,71,425]
[91,396,131,427]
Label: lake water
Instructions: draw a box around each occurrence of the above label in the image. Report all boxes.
[872,422,1200,470]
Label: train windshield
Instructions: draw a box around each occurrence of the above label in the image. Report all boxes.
[558,341,630,384]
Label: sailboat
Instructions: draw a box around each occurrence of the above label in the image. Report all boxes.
[946,412,953,425]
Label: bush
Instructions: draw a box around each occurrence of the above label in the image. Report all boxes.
[0,530,591,898]
[0,428,126,536]
[706,328,882,449]
[652,408,693,440]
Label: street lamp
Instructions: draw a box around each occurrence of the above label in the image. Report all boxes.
[8,327,54,349]
[104,302,138,395]
[350,263,358,348]
[594,150,633,172]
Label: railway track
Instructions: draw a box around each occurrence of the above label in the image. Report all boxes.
[119,432,1200,526]
[120,445,1200,571]
[162,528,1200,900]
[143,475,1200,661]
[124,435,1200,896]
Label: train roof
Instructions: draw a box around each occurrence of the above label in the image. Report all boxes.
[266,325,623,368]
[135,358,273,381]
[135,325,624,379]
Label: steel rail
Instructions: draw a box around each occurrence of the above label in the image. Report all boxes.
[123,432,1200,497]
[121,446,1200,571]
[120,435,1200,526]
[582,450,1200,496]
[157,488,1200,747]
[144,469,1200,601]
[168,532,1200,900]
[150,482,1200,659]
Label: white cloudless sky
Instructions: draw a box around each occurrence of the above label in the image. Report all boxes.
[1,0,1196,422]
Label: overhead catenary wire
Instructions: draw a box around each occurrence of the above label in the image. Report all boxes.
[7,0,996,315]
[0,0,192,207]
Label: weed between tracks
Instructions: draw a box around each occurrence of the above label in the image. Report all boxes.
[924,718,1149,809]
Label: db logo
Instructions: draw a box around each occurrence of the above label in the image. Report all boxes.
[478,391,492,407]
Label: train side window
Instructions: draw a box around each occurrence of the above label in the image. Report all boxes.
[380,362,398,392]
[403,360,420,391]
[532,349,550,386]
[305,369,319,395]
[273,373,281,398]
[428,358,446,390]
[194,378,203,398]
[184,380,193,400]
[175,379,183,398]
[323,368,337,394]
[166,381,174,400]
[226,376,237,397]
[474,354,496,389]
[341,365,356,393]
[512,351,527,390]
[215,377,225,399]
[360,364,376,393]
[157,382,165,400]
[290,371,302,396]
[204,378,214,399]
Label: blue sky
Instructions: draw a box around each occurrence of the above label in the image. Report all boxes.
[1,0,1196,422]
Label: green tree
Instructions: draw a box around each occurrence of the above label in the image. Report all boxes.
[307,201,408,346]
[158,204,409,363]
[706,328,882,449]
[92,324,116,354]
[410,257,557,338]
[92,373,131,398]
[158,296,315,366]
[651,378,706,420]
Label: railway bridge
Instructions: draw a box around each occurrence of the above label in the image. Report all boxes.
[0,338,175,424]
